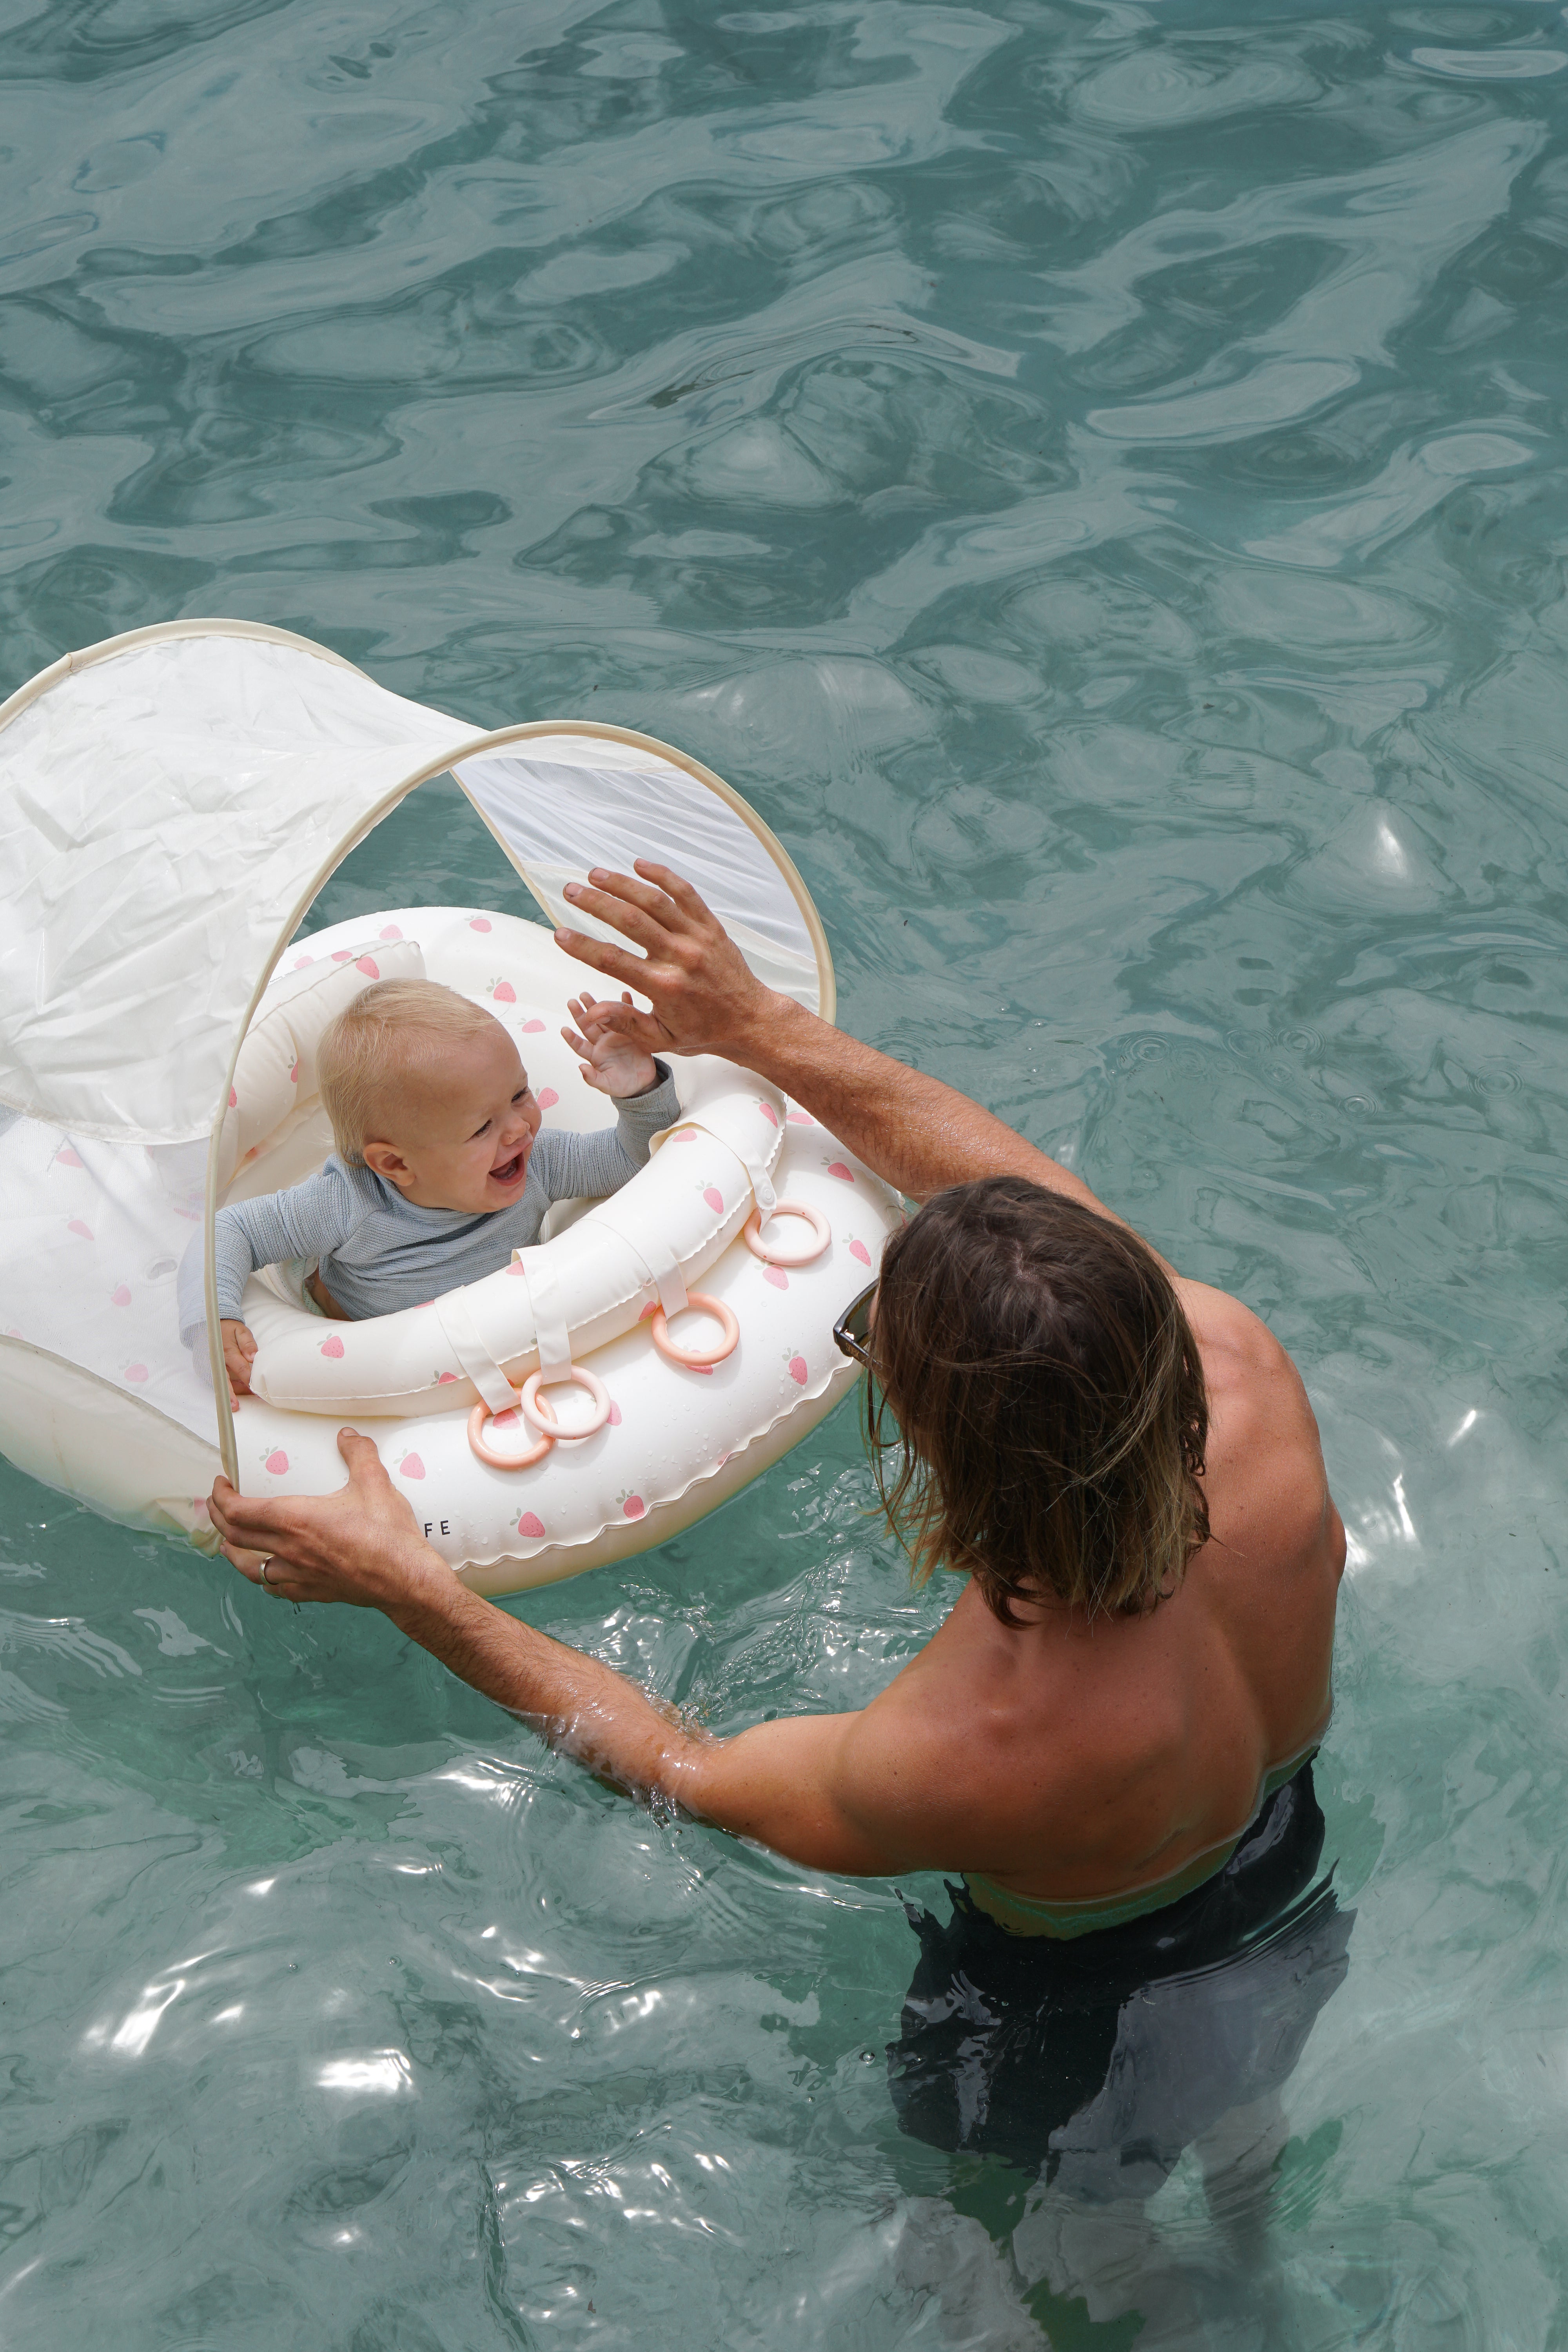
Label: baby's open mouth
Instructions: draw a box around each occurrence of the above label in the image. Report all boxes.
[490,1146,528,1187]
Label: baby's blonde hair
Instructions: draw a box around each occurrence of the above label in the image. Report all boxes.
[318,979,505,1164]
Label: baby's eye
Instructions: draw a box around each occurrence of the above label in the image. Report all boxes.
[514,1088,533,1104]
[469,1118,492,1141]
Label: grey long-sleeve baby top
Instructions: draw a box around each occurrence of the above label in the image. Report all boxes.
[177,1063,680,1349]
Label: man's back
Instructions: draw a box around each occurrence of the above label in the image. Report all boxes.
[835,1284,1344,1900]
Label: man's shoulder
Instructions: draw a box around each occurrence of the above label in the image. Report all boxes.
[1176,1277,1294,1387]
[1178,1282,1337,1576]
[832,1632,1135,1869]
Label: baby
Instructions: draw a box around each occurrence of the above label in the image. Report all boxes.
[176,978,678,1402]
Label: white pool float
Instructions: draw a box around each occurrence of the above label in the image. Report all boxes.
[0,622,900,1594]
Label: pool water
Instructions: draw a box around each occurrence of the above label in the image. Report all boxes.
[5,1,1568,2342]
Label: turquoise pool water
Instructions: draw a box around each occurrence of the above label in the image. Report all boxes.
[6,1,1568,2342]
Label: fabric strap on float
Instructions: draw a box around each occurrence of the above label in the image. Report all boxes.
[588,1212,689,1321]
[510,1247,573,1380]
[434,1286,519,1414]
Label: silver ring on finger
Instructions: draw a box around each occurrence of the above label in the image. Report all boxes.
[260,1557,277,1591]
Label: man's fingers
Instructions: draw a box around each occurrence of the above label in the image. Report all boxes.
[552,931,652,993]
[560,879,671,957]
[221,1541,270,1583]
[632,861,715,926]
[583,864,687,928]
[209,1477,299,1552]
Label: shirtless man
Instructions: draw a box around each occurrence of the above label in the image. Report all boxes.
[209,861,1349,2183]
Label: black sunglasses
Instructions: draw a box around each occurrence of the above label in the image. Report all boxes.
[833,1278,878,1370]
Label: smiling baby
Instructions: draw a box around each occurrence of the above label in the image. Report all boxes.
[176,977,679,1402]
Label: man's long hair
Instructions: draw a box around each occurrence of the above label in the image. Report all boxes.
[864,1176,1210,1623]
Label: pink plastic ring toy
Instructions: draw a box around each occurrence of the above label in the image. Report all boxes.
[468,1397,553,1470]
[521,1364,610,1441]
[650,1293,740,1370]
[742,1201,831,1267]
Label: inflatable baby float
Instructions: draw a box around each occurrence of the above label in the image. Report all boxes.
[0,621,900,1594]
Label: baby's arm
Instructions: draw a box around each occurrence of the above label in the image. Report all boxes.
[535,1014,681,1203]
[176,1166,362,1400]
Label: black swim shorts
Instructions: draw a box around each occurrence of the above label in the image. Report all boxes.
[887,1762,1353,2189]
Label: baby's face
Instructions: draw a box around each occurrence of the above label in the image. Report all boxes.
[362,1022,544,1214]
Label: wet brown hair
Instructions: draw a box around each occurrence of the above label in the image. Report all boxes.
[864,1176,1210,1623]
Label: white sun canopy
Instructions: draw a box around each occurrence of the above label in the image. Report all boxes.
[0,620,831,1147]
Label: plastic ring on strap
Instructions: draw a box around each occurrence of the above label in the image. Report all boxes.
[468,1398,553,1470]
[521,1364,610,1441]
[742,1201,831,1267]
[650,1294,740,1370]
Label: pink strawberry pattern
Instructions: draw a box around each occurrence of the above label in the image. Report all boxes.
[54,1144,83,1169]
[469,916,492,933]
[356,955,379,979]
[515,1511,545,1540]
[67,1219,92,1241]
[399,1452,425,1480]
[294,955,314,970]
[764,1267,788,1291]
[608,1399,622,1426]
[521,1017,545,1034]
[437,1370,457,1385]
[380,923,402,940]
[537,1087,558,1110]
[332,949,352,963]
[111,1284,131,1308]
[263,1448,289,1475]
[702,1185,724,1213]
[619,1490,646,1520]
[758,1101,778,1128]
[786,1352,808,1387]
[788,1109,815,1126]
[124,1362,149,1383]
[490,978,515,1004]
[319,1334,344,1359]
[849,1237,871,1268]
[826,1161,853,1183]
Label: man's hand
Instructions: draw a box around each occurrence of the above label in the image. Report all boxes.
[221,1318,258,1406]
[561,990,660,1098]
[209,1429,452,1612]
[551,857,1127,1224]
[553,862,776,1061]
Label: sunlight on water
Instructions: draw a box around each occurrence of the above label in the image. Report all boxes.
[4,0,1568,2343]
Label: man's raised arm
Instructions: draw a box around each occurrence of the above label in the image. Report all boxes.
[553,862,1111,1214]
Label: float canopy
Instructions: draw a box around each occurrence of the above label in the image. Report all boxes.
[0,621,834,1507]
[0,620,833,1146]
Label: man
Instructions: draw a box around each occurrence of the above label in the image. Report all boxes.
[211,861,1350,2183]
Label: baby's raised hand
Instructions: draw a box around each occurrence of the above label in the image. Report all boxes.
[561,992,661,1098]
[221,1318,258,1407]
